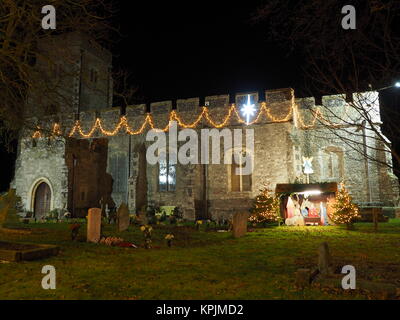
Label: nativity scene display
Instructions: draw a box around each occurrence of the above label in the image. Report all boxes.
[276,183,338,226]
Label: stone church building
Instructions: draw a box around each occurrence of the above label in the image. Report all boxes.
[11,33,400,220]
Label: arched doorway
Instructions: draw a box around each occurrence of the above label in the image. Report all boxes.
[34,182,51,218]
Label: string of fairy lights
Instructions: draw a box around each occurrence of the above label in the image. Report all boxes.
[31,99,340,139]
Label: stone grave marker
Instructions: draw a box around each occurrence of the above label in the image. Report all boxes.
[318,242,333,275]
[117,203,130,232]
[232,212,249,238]
[295,268,311,288]
[0,189,19,228]
[87,208,101,243]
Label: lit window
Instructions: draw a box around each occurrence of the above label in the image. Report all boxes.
[158,151,176,192]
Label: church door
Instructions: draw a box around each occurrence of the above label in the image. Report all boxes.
[34,182,51,218]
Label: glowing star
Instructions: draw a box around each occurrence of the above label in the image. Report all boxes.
[240,94,256,125]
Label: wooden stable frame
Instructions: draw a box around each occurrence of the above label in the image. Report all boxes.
[275,183,338,225]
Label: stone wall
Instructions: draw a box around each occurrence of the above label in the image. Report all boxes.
[65,138,111,217]
[296,93,399,206]
[13,88,400,220]
[12,137,68,213]
[28,32,112,118]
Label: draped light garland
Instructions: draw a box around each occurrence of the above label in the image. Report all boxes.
[31,101,340,139]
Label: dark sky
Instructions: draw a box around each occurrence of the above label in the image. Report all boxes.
[0,1,399,192]
[114,1,303,103]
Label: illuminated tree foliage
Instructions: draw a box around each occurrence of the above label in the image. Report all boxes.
[329,183,360,228]
[249,187,281,224]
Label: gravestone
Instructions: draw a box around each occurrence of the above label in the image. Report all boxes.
[295,268,311,288]
[232,212,249,238]
[0,189,19,228]
[117,202,130,232]
[318,242,333,275]
[87,208,101,243]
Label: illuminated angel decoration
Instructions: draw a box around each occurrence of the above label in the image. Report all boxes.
[302,156,314,183]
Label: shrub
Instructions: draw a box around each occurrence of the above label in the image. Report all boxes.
[69,223,81,241]
[165,233,174,247]
[25,211,33,218]
[172,207,183,219]
[140,225,153,249]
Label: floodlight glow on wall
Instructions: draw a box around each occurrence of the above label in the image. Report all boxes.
[297,190,322,198]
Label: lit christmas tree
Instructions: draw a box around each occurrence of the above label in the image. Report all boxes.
[329,183,360,229]
[249,187,281,225]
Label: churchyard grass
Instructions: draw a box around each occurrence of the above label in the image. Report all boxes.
[0,219,399,299]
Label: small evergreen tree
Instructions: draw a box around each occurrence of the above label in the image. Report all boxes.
[329,183,360,229]
[249,187,281,225]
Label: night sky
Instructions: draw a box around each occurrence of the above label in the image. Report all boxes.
[0,1,399,192]
[113,1,303,103]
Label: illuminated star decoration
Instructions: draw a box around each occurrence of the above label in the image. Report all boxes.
[240,94,256,125]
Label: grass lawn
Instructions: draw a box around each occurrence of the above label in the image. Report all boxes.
[0,219,399,300]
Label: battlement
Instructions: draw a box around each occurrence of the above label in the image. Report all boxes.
[73,88,379,124]
[28,88,381,139]
[296,91,381,126]
[74,87,295,119]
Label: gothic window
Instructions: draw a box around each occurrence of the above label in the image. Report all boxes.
[109,153,128,194]
[230,150,252,192]
[320,146,344,180]
[158,151,176,192]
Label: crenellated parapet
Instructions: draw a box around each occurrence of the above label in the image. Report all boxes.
[295,91,381,129]
[28,88,382,140]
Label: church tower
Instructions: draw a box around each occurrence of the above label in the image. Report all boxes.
[28,32,113,117]
[13,33,114,218]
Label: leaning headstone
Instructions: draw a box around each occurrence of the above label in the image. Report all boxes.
[318,242,333,275]
[87,208,101,243]
[232,212,249,238]
[0,189,19,228]
[117,203,130,232]
[295,268,311,288]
